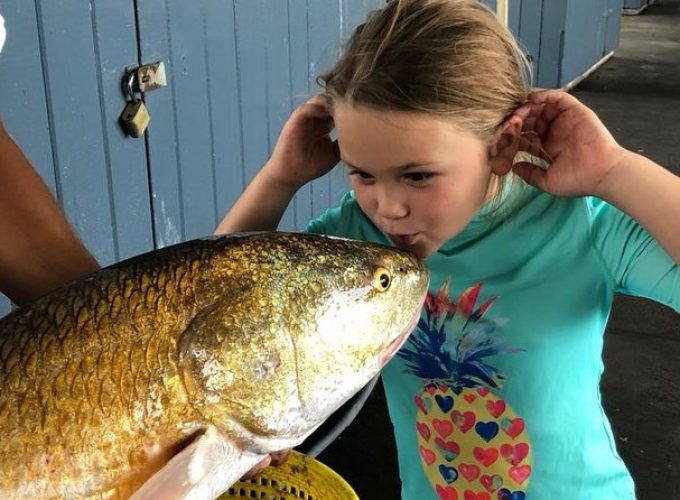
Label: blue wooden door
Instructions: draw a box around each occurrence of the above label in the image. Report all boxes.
[136,0,382,245]
[0,1,154,316]
[0,0,381,317]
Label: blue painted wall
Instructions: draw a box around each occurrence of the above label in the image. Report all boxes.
[624,0,649,8]
[0,0,382,317]
[477,1,624,88]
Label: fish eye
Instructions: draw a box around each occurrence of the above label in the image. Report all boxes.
[373,267,392,292]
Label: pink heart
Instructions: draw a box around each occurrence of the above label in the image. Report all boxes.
[433,418,454,438]
[463,491,490,500]
[479,474,503,493]
[477,387,490,397]
[451,410,476,433]
[485,400,506,418]
[473,447,499,467]
[501,418,525,439]
[417,422,431,442]
[435,438,460,458]
[500,443,529,465]
[459,463,480,481]
[420,446,436,466]
[509,465,532,485]
[436,485,459,500]
[415,396,429,415]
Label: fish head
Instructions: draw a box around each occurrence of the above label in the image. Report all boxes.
[179,233,429,450]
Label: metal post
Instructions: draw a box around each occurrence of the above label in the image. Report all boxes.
[496,0,509,26]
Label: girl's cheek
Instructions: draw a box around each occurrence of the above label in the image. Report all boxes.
[351,185,373,214]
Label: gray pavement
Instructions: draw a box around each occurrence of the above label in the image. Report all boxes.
[317,2,680,498]
[574,1,680,498]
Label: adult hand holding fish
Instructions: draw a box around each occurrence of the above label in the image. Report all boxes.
[0,232,428,499]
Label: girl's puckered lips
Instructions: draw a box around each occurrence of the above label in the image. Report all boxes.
[388,233,419,247]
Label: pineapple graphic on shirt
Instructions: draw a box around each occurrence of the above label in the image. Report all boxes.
[398,280,532,500]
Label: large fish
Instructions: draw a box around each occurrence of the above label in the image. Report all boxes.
[0,232,428,499]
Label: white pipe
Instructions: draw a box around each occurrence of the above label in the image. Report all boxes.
[496,0,509,26]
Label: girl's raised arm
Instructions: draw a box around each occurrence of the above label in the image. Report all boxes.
[514,90,680,264]
[215,96,339,234]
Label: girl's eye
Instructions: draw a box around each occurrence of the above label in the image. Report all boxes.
[404,172,433,184]
[349,170,374,183]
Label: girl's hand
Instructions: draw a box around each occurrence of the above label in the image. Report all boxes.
[264,96,340,190]
[513,90,628,197]
[241,450,291,480]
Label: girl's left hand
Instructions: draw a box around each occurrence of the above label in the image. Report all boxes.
[513,90,628,197]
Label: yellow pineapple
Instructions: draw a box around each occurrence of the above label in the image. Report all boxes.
[398,280,532,500]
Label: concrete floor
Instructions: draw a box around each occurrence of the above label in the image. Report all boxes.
[316,2,680,498]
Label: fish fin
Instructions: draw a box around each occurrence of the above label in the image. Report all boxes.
[130,426,266,500]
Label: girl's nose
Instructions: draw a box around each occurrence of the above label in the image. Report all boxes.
[375,186,409,220]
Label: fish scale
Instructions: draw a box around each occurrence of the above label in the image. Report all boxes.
[0,232,429,499]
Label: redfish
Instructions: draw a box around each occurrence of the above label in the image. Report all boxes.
[0,232,428,499]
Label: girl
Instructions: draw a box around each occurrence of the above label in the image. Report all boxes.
[218,0,680,498]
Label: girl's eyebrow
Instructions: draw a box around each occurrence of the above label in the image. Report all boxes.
[342,159,431,172]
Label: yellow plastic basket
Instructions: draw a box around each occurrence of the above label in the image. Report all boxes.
[219,450,359,500]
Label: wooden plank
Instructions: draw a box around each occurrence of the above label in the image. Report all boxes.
[0,2,55,192]
[605,0,624,53]
[233,0,269,184]
[518,0,544,85]
[507,0,522,36]
[234,0,270,208]
[36,1,116,264]
[0,3,53,316]
[307,0,338,217]
[204,0,246,232]
[90,1,154,261]
[536,0,567,88]
[165,0,218,240]
[136,0,185,247]
[561,0,604,86]
[288,0,312,229]
[624,0,647,9]
[265,0,296,231]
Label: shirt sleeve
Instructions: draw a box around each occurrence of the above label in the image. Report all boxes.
[304,203,347,236]
[585,197,680,312]
[304,191,392,246]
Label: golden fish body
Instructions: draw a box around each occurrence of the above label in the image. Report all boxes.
[0,232,428,499]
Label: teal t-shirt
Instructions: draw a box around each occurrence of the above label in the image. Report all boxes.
[306,188,679,499]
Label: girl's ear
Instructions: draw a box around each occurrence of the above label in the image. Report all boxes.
[489,114,523,176]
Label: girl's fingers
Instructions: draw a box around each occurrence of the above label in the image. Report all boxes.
[303,95,332,118]
[513,161,548,191]
[518,135,551,162]
[269,450,291,466]
[528,90,581,123]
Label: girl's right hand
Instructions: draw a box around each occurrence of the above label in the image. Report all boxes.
[513,90,627,198]
[264,95,340,190]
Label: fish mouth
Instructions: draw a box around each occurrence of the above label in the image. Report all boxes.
[379,307,421,366]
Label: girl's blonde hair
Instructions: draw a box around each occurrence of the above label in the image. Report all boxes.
[318,0,533,210]
[319,0,531,140]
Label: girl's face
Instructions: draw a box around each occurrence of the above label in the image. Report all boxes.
[333,102,496,258]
